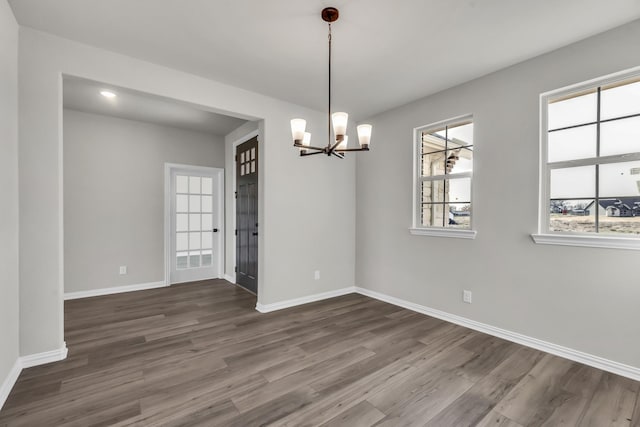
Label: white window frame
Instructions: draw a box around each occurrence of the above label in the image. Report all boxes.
[410,114,477,239]
[532,66,640,250]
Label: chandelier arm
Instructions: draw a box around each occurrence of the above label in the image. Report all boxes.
[328,136,344,154]
[330,151,345,159]
[334,147,371,152]
[300,150,326,157]
[293,142,328,151]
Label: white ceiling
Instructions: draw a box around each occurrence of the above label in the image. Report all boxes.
[63,77,247,136]
[12,0,640,119]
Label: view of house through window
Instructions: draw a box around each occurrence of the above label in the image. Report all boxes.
[417,117,473,229]
[545,75,640,235]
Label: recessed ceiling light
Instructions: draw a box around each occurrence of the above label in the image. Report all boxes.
[100,90,116,98]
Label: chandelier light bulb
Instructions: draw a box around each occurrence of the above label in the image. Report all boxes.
[357,124,373,147]
[302,132,312,146]
[332,112,349,137]
[290,119,306,142]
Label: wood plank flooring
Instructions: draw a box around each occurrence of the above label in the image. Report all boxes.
[1,279,639,426]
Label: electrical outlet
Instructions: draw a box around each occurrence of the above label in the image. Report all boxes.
[314,270,320,280]
[119,266,127,275]
[463,290,472,304]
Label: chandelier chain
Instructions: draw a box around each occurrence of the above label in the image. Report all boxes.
[328,23,332,148]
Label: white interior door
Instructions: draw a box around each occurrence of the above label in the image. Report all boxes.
[169,166,223,284]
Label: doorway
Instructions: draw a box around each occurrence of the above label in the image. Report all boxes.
[166,164,224,284]
[235,137,259,294]
[58,75,258,364]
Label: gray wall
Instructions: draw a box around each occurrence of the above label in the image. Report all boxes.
[63,109,225,293]
[356,19,640,368]
[19,28,355,355]
[0,0,19,395]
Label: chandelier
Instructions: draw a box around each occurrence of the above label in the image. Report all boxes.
[290,7,373,158]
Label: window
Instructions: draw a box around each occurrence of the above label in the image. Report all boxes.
[535,69,640,250]
[410,115,476,239]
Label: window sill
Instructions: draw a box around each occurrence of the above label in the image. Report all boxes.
[409,228,477,239]
[531,233,640,250]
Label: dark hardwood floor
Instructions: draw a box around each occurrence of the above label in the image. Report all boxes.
[1,279,639,426]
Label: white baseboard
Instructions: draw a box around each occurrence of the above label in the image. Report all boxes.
[20,343,69,369]
[355,287,640,382]
[1,343,69,409]
[224,274,236,283]
[0,359,21,410]
[64,281,167,300]
[256,287,357,313]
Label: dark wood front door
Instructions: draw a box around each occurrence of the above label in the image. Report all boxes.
[236,137,258,294]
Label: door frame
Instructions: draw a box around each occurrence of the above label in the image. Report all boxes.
[164,163,225,285]
[228,129,259,284]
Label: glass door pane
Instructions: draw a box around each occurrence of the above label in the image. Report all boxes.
[175,174,211,270]
[170,168,220,284]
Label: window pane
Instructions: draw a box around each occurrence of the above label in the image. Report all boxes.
[598,198,640,218]
[189,251,200,268]
[601,79,640,120]
[176,213,188,232]
[422,129,447,154]
[189,176,201,194]
[202,250,213,266]
[448,178,471,203]
[201,177,213,195]
[448,203,471,229]
[176,195,188,212]
[421,179,470,204]
[598,209,640,235]
[549,199,596,233]
[446,122,473,147]
[600,116,640,157]
[550,166,595,199]
[422,152,446,177]
[189,195,201,212]
[176,232,188,251]
[421,180,445,203]
[189,213,201,231]
[548,124,597,162]
[202,214,213,231]
[202,231,213,249]
[176,252,188,269]
[176,175,188,193]
[548,91,597,130]
[421,203,445,227]
[189,232,201,250]
[600,161,640,198]
[202,196,213,213]
[447,147,473,174]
